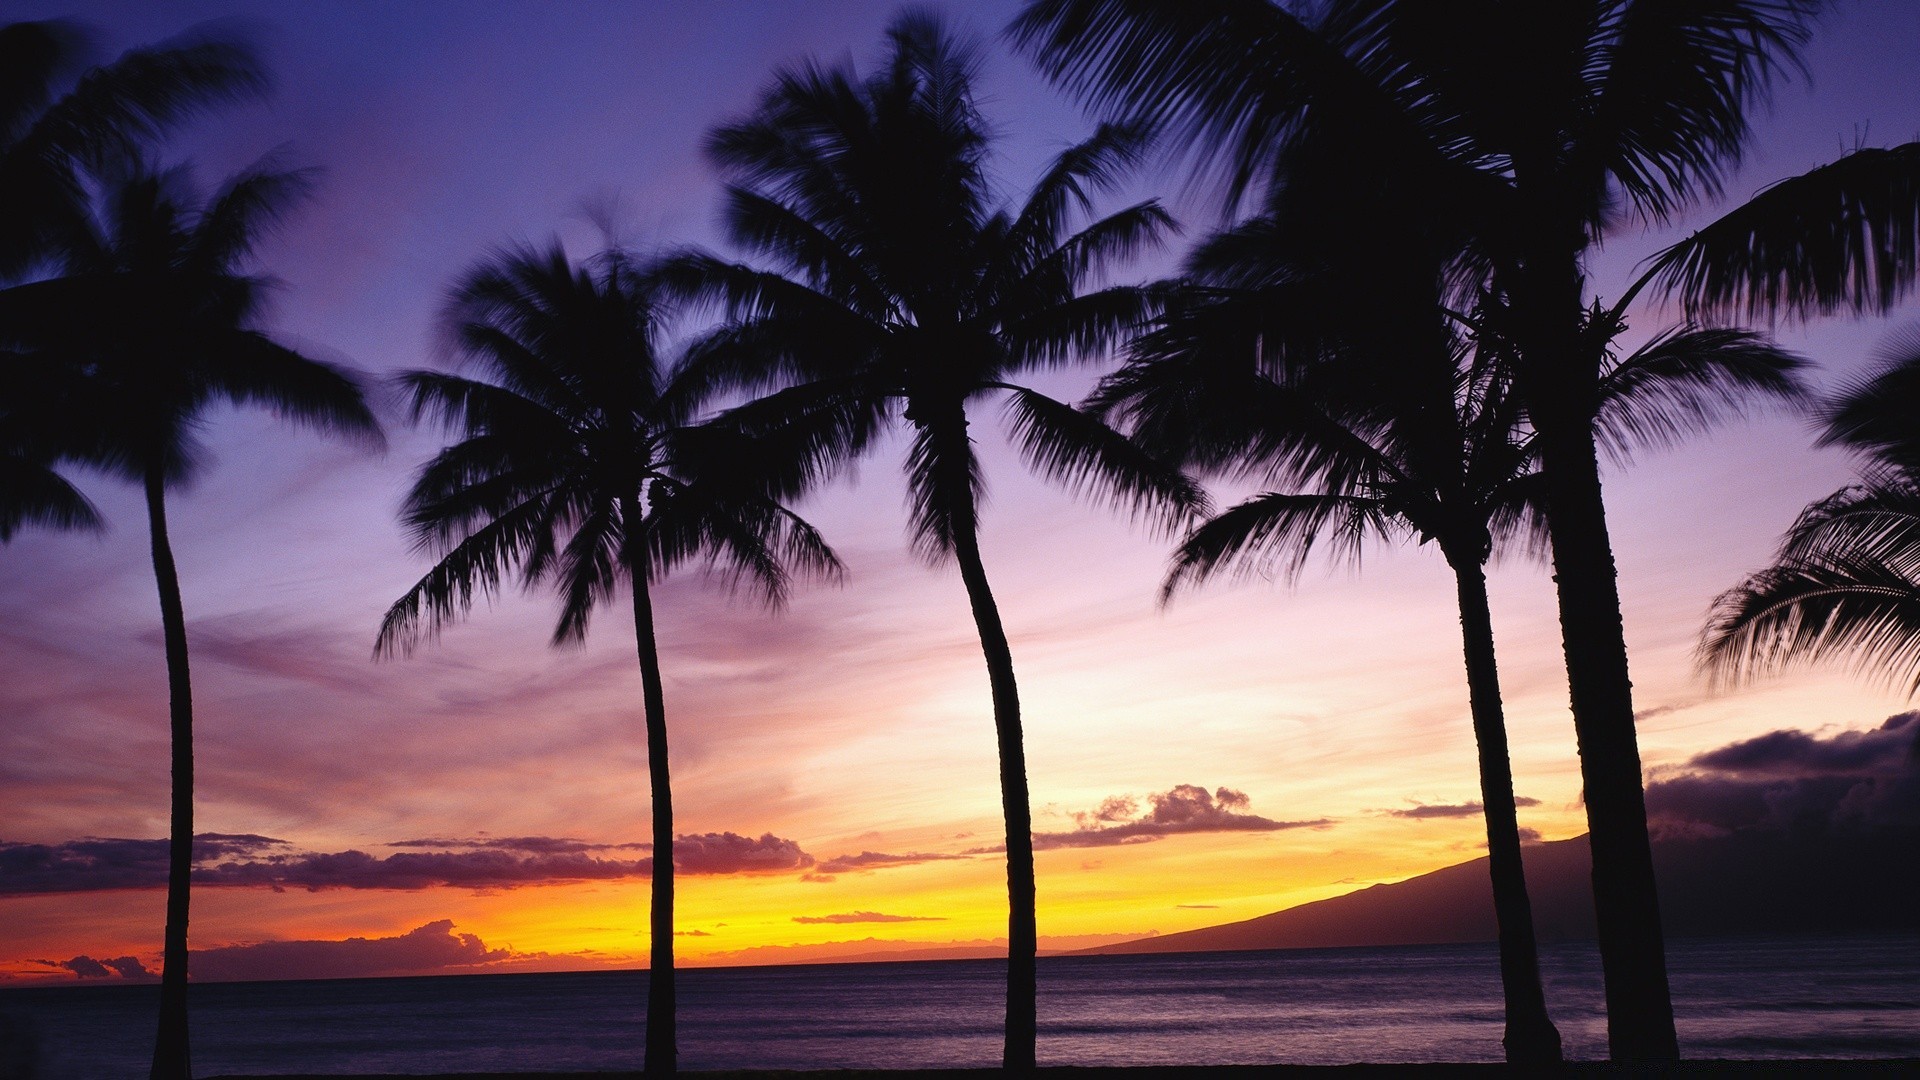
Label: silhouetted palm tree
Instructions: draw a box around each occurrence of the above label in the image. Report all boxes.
[1013,1,1918,1057]
[1704,338,1920,689]
[1095,210,1802,1062]
[659,13,1198,1067]
[0,161,379,1080]
[376,241,839,1075]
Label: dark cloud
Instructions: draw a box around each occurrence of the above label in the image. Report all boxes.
[0,833,289,893]
[675,832,813,875]
[1689,712,1918,778]
[1388,797,1539,819]
[192,920,513,982]
[198,848,660,891]
[30,955,154,980]
[1645,713,1920,839]
[1032,785,1333,850]
[0,831,811,894]
[792,911,946,924]
[387,836,650,854]
[811,850,974,875]
[1175,904,1219,910]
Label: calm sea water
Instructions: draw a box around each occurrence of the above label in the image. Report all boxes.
[2,934,1916,1077]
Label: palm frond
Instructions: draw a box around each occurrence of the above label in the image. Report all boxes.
[17,25,267,172]
[189,157,317,269]
[903,417,983,561]
[1001,122,1154,271]
[0,452,101,541]
[1819,329,1920,472]
[1592,325,1806,462]
[1575,0,1816,222]
[1010,0,1351,211]
[375,488,565,657]
[997,201,1176,315]
[1001,282,1168,372]
[999,384,1206,530]
[1701,542,1920,694]
[551,501,624,645]
[1650,142,1920,321]
[207,331,383,449]
[1161,490,1399,604]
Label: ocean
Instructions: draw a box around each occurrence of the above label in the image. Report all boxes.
[3,934,1916,1077]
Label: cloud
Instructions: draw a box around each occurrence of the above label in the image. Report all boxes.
[1644,712,1920,839]
[1688,712,1918,778]
[0,831,811,894]
[1387,797,1539,819]
[675,832,814,875]
[0,833,290,893]
[30,955,153,980]
[192,920,513,982]
[792,911,946,924]
[387,836,650,854]
[1175,904,1219,910]
[810,850,974,875]
[1030,785,1333,850]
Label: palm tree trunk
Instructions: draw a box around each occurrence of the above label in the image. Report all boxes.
[624,497,675,1076]
[1532,410,1677,1061]
[930,414,1038,1069]
[952,522,1038,1070]
[1506,205,1678,1060]
[1450,558,1561,1064]
[144,466,193,1080]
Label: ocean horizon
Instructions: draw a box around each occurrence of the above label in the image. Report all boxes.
[3,931,1917,1077]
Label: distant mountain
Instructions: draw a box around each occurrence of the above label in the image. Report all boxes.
[1081,830,1920,956]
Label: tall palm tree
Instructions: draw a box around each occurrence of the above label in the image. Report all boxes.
[1013,0,1919,1058]
[658,12,1199,1068]
[1094,211,1802,1063]
[1704,339,1920,689]
[0,162,380,1080]
[376,241,840,1075]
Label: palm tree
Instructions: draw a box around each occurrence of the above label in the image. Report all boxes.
[1704,339,1920,689]
[0,161,380,1080]
[375,241,840,1075]
[1094,210,1802,1063]
[657,12,1199,1068]
[1013,0,1920,1058]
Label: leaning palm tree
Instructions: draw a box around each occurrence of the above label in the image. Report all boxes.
[376,240,840,1075]
[658,12,1199,1068]
[1096,209,1803,1062]
[0,161,380,1080]
[1014,0,1920,1057]
[1704,339,1920,689]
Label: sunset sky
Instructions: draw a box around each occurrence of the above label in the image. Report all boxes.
[4,0,1920,984]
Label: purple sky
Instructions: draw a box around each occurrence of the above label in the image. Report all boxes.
[5,0,1920,979]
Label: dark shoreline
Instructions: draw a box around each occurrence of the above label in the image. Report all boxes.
[211,1064,1920,1079]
